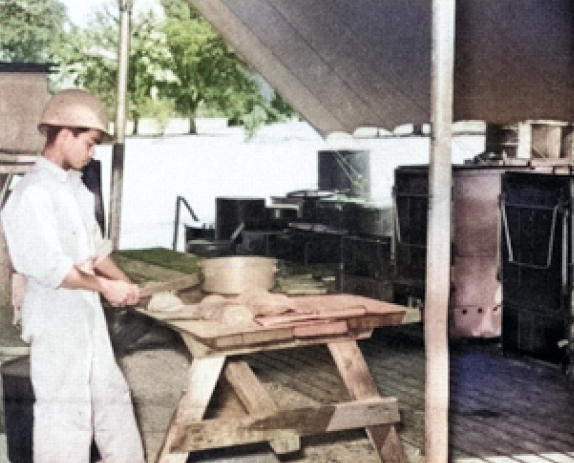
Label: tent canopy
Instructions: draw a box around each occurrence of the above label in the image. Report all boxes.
[191,0,574,136]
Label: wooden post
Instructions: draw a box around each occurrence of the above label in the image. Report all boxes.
[0,223,10,307]
[426,0,455,462]
[108,0,132,249]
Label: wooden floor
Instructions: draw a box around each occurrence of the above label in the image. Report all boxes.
[245,322,574,463]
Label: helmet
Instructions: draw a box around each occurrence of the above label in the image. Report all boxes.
[38,89,111,140]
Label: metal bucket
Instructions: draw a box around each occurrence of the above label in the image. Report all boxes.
[1,356,101,463]
[1,356,33,463]
[201,256,277,294]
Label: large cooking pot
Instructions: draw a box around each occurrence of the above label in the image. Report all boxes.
[201,256,278,295]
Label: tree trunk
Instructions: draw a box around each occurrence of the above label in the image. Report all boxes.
[188,117,197,134]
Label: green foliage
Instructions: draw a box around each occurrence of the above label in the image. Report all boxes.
[55,1,171,128]
[0,0,67,62]
[158,0,265,133]
[1,0,298,136]
[158,0,298,136]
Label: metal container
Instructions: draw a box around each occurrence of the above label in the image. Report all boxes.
[273,231,342,265]
[501,171,572,362]
[2,356,33,463]
[356,205,393,237]
[340,274,394,302]
[315,200,360,233]
[393,166,429,284]
[318,150,370,199]
[215,197,266,240]
[1,356,100,463]
[341,235,392,280]
[187,239,234,258]
[184,222,215,242]
[201,256,277,294]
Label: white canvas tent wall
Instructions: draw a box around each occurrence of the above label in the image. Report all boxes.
[189,1,574,461]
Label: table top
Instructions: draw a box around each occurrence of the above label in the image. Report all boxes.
[139,294,419,356]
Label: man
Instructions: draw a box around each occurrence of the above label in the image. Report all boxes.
[2,89,145,463]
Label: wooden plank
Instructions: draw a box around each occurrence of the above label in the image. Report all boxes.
[169,398,400,454]
[291,294,406,317]
[292,319,348,338]
[328,340,408,463]
[329,341,379,398]
[427,1,456,461]
[0,162,34,174]
[112,252,190,284]
[0,220,12,307]
[348,313,404,332]
[177,326,370,359]
[163,312,397,350]
[224,360,278,414]
[139,273,201,298]
[177,356,226,423]
[115,247,201,274]
[204,380,248,420]
[156,356,226,463]
[255,306,366,327]
[401,307,422,324]
[326,397,400,432]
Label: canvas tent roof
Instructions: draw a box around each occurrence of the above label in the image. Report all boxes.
[191,0,574,136]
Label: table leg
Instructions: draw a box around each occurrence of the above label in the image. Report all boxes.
[328,340,409,463]
[224,360,300,454]
[224,360,278,415]
[155,356,226,463]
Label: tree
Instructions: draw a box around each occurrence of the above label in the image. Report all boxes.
[159,0,267,134]
[57,1,170,133]
[0,0,67,62]
[41,0,297,136]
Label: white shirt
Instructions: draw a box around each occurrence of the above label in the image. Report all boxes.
[1,157,105,341]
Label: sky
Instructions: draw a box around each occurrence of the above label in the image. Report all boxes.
[61,0,104,26]
[61,0,161,27]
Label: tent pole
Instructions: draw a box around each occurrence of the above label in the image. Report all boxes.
[426,0,455,461]
[108,0,132,249]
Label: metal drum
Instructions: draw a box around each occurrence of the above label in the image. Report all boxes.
[215,197,266,241]
[1,357,100,463]
[1,356,33,463]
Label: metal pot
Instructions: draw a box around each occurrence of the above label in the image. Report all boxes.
[201,256,278,295]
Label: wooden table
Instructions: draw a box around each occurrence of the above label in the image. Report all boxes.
[139,294,419,463]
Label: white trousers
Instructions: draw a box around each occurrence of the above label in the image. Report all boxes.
[28,297,144,463]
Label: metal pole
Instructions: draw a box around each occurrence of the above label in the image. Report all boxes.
[108,0,132,248]
[425,0,455,461]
